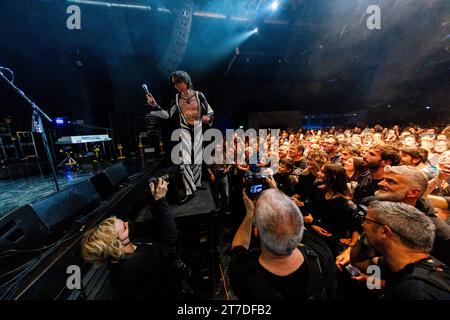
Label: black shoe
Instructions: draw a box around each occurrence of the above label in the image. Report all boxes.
[179,194,194,205]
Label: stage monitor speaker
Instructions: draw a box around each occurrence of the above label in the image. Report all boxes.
[31,180,100,232]
[0,180,100,254]
[90,162,128,199]
[0,205,48,254]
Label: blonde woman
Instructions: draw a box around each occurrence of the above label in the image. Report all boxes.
[82,178,181,299]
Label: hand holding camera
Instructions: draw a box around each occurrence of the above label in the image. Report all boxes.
[242,190,255,218]
[150,177,169,201]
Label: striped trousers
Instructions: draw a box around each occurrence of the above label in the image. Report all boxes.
[180,124,203,196]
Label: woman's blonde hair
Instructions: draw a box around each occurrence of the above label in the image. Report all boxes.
[81,216,124,267]
[305,150,330,175]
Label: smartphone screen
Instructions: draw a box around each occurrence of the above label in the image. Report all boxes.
[250,184,263,194]
[345,264,361,277]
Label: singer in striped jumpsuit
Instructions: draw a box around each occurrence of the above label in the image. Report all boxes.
[147,71,214,203]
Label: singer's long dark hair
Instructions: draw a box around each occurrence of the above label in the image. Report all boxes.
[170,70,193,89]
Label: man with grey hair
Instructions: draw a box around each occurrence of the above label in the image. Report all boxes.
[338,165,450,275]
[229,183,336,299]
[363,201,449,300]
[369,165,450,265]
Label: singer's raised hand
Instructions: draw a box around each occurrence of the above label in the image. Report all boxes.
[146,94,157,108]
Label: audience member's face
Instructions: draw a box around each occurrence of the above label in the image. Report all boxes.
[399,152,415,166]
[363,148,382,169]
[386,130,396,140]
[289,134,295,142]
[437,134,447,142]
[315,167,325,184]
[279,146,289,158]
[375,172,410,201]
[337,134,346,143]
[341,150,352,163]
[278,163,289,175]
[434,141,448,154]
[323,138,337,153]
[114,218,130,246]
[343,158,355,173]
[403,136,417,147]
[289,145,299,158]
[362,208,384,254]
[420,139,434,150]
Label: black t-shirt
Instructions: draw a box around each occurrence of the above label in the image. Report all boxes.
[353,170,382,204]
[311,191,362,238]
[229,233,337,300]
[382,258,450,300]
[294,173,320,214]
[229,246,307,299]
[274,173,295,196]
[109,242,176,300]
[293,158,307,170]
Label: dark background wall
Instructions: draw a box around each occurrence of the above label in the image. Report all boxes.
[0,0,449,148]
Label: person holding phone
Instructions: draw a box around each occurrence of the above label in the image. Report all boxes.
[229,183,337,300]
[361,201,450,300]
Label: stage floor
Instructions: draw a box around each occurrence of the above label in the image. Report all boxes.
[0,168,104,218]
[0,158,155,218]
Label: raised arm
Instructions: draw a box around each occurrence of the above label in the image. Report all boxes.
[146,94,169,119]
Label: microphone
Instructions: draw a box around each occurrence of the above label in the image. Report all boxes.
[142,84,150,95]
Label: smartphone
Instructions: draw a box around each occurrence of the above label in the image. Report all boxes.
[345,264,361,277]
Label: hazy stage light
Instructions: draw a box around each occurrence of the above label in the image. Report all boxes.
[271,1,279,11]
[253,28,258,33]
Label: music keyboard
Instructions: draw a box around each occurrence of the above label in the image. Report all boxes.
[56,134,111,144]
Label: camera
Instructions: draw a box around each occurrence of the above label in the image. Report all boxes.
[148,173,169,186]
[147,166,180,186]
[244,172,268,199]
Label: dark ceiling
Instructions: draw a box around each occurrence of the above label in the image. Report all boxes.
[0,0,449,132]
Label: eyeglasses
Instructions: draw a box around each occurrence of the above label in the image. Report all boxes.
[362,216,403,238]
[363,216,384,227]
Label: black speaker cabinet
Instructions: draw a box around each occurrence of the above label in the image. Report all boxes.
[0,180,100,254]
[0,205,48,254]
[175,212,218,298]
[90,162,128,199]
[183,252,218,299]
[31,180,100,232]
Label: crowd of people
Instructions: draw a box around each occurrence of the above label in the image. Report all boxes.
[212,124,450,300]
[82,123,450,300]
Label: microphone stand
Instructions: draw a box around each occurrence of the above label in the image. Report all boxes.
[0,69,60,191]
